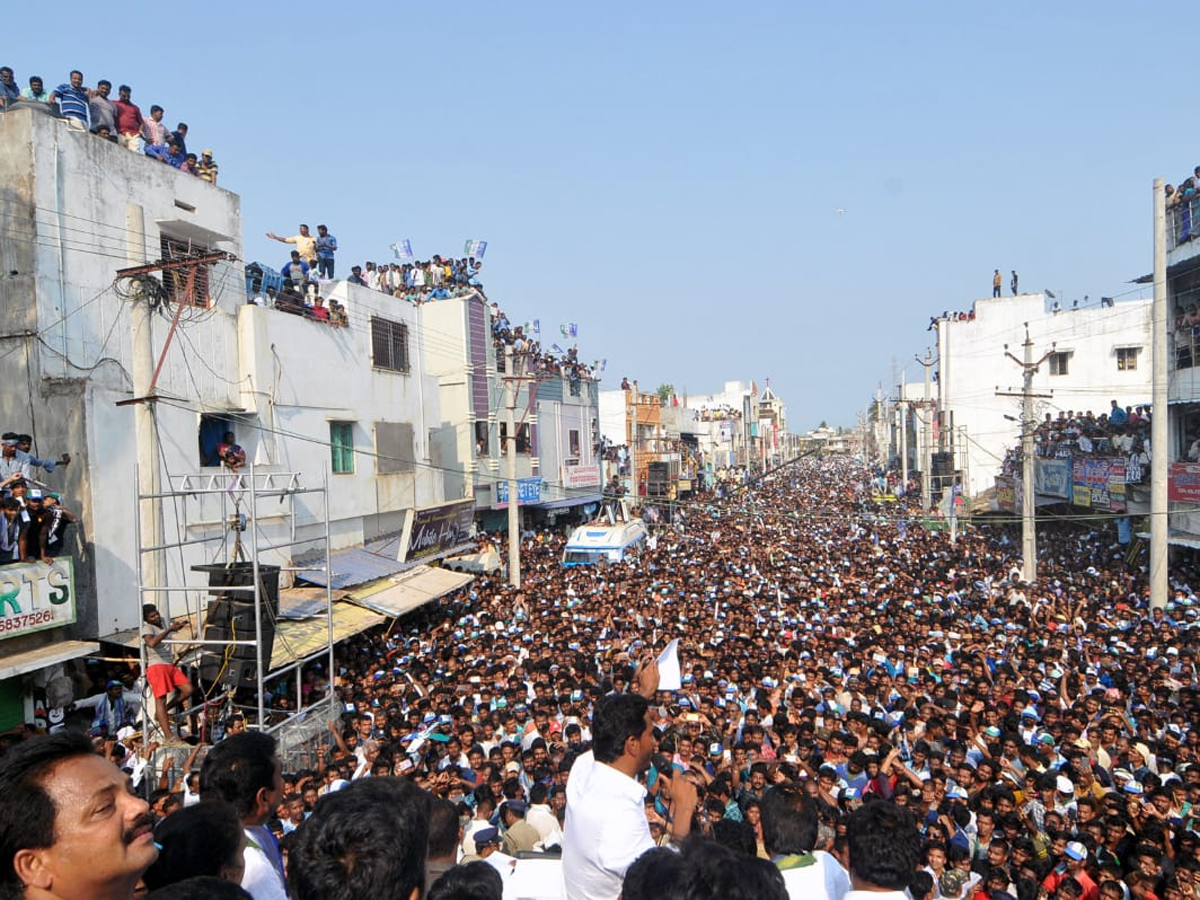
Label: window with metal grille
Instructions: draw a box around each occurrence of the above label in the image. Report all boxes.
[1117,347,1140,371]
[159,234,211,307]
[330,422,355,474]
[375,421,415,474]
[371,317,410,373]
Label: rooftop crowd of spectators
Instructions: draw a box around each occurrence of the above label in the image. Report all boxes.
[0,65,219,183]
[491,304,597,392]
[347,255,484,305]
[7,457,1200,900]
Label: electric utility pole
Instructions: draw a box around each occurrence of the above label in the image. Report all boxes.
[504,345,521,588]
[914,350,936,514]
[998,325,1054,584]
[1151,178,1169,611]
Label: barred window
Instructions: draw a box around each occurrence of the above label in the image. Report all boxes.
[371,317,410,373]
[160,235,211,307]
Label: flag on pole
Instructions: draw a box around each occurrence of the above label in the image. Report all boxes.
[598,358,607,373]
[559,323,578,338]
[532,318,541,335]
[390,239,414,259]
[551,343,566,355]
[464,239,487,258]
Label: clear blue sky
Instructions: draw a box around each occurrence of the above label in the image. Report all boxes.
[7,2,1190,430]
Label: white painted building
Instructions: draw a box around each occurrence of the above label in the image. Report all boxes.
[933,293,1152,497]
[1163,200,1200,541]
[0,108,446,724]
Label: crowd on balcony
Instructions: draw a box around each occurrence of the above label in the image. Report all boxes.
[0,66,219,183]
[1000,403,1153,483]
[1173,304,1200,369]
[0,431,75,565]
[1167,168,1200,246]
[1033,404,1152,461]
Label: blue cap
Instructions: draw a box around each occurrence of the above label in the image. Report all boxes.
[473,826,500,845]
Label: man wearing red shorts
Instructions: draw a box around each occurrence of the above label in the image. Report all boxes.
[141,604,194,741]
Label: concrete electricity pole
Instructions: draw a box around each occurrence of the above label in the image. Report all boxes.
[1151,178,1169,610]
[504,346,521,588]
[999,325,1054,584]
[630,383,639,498]
[914,350,935,514]
[899,371,909,488]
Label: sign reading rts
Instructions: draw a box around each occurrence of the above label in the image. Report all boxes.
[0,558,76,640]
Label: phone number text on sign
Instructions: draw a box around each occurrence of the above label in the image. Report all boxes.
[0,558,76,640]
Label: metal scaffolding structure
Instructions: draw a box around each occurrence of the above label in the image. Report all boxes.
[134,464,334,739]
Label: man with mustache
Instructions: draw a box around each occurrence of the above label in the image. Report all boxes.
[0,731,158,900]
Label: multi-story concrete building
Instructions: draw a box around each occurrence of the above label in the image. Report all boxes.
[1165,194,1200,542]
[931,293,1152,498]
[0,108,450,726]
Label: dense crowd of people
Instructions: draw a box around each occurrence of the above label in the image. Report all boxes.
[6,456,1200,900]
[0,65,219,182]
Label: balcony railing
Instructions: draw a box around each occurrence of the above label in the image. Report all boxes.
[1168,196,1199,252]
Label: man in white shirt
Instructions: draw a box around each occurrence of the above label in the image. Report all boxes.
[761,783,851,900]
[526,782,564,850]
[562,660,699,900]
[844,801,922,900]
[200,732,287,900]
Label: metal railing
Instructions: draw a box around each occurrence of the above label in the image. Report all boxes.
[1168,196,1200,252]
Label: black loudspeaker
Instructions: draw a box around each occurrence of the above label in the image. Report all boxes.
[199,599,275,689]
[191,562,281,615]
[931,451,954,478]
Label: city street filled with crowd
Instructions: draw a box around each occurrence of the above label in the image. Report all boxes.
[6,455,1200,900]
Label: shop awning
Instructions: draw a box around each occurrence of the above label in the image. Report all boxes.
[0,640,100,680]
[269,602,384,670]
[347,565,473,618]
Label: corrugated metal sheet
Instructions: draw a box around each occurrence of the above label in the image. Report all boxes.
[295,547,411,590]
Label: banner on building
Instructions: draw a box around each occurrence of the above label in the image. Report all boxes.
[1034,458,1072,499]
[1170,462,1200,503]
[390,239,414,259]
[398,499,475,563]
[562,464,601,489]
[496,477,543,505]
[463,239,487,259]
[995,477,1016,512]
[1072,458,1127,512]
[0,558,76,641]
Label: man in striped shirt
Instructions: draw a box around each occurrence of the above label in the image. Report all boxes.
[50,71,89,128]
